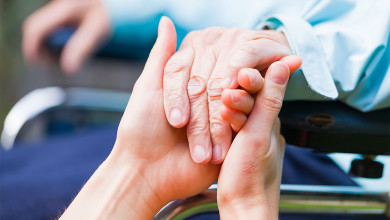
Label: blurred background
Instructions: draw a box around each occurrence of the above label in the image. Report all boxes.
[1,1,389,219]
[0,0,145,134]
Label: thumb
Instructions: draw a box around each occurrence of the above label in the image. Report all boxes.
[136,16,177,90]
[243,61,290,136]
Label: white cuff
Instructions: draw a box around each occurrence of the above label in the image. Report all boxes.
[256,15,338,100]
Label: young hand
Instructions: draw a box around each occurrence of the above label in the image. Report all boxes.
[221,55,301,133]
[218,61,296,219]
[60,17,219,220]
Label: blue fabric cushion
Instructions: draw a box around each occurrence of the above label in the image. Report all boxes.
[0,125,357,219]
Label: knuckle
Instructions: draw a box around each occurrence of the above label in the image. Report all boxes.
[207,77,225,100]
[185,31,198,41]
[262,95,283,112]
[228,42,259,69]
[228,56,242,69]
[227,27,243,36]
[209,117,228,135]
[224,27,245,43]
[187,75,207,100]
[180,31,197,46]
[201,27,224,45]
[238,41,259,56]
[164,59,187,79]
[187,119,208,135]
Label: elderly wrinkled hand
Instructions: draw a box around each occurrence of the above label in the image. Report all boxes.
[163,26,301,164]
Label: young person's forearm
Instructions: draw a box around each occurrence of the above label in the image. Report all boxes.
[60,147,163,220]
[219,199,277,220]
[218,182,281,220]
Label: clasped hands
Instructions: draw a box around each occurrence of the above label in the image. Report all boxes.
[61,17,301,219]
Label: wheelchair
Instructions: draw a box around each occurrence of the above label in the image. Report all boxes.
[1,29,389,219]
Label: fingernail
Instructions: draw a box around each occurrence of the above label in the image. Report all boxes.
[193,145,207,163]
[231,92,240,105]
[247,69,258,87]
[212,145,222,162]
[169,108,182,126]
[270,63,289,85]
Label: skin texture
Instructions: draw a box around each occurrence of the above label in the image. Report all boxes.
[22,0,110,74]
[162,27,298,164]
[22,1,302,165]
[218,61,294,219]
[60,17,301,220]
[221,56,301,133]
[61,17,220,220]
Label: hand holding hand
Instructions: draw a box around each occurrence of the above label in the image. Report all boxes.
[60,17,219,220]
[218,60,297,219]
[163,27,300,164]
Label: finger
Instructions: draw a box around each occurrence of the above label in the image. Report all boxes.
[280,55,302,73]
[60,6,109,74]
[135,16,176,91]
[22,1,75,63]
[220,105,247,133]
[187,31,222,164]
[221,89,254,115]
[224,38,291,86]
[237,68,264,94]
[163,35,194,128]
[207,72,232,164]
[244,61,290,138]
[196,32,249,165]
[206,32,287,163]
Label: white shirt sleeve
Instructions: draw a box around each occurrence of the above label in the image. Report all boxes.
[256,0,390,111]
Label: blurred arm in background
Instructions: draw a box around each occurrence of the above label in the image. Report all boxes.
[22,0,390,164]
[22,0,110,74]
[22,0,390,112]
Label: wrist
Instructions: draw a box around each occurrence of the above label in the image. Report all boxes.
[61,145,166,220]
[217,184,280,220]
[104,146,167,218]
[218,197,277,220]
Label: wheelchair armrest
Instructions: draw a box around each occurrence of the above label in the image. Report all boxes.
[154,184,390,219]
[3,88,389,157]
[1,87,129,150]
[45,27,151,60]
[279,101,390,155]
